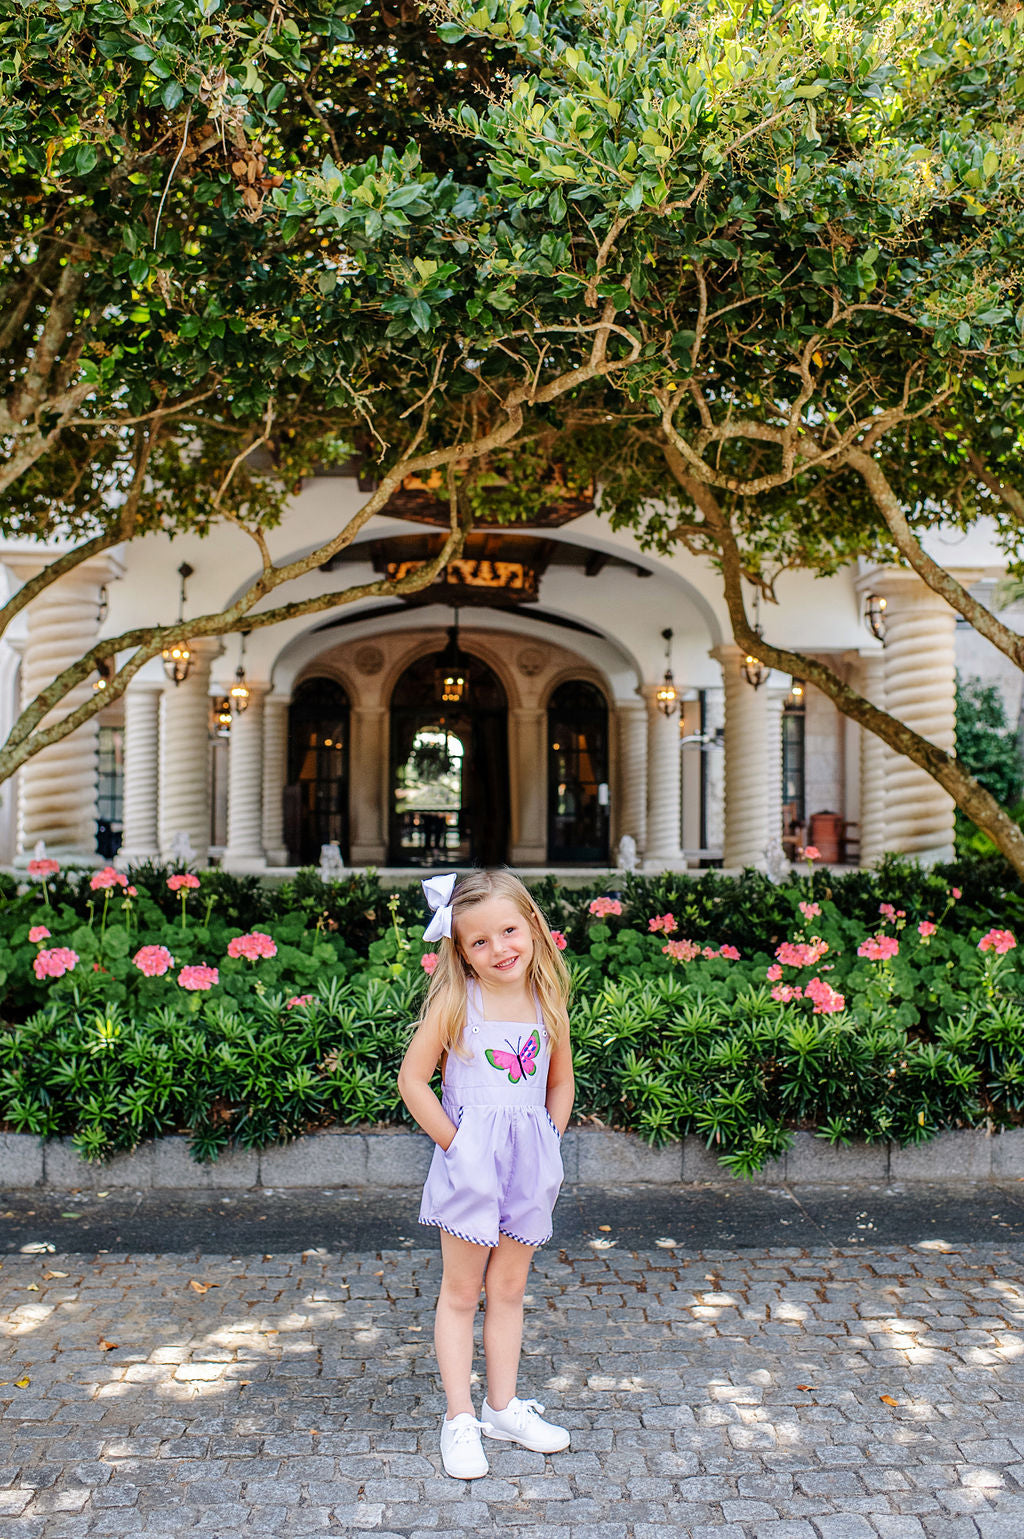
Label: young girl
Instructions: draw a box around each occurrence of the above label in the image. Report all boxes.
[397,868,575,1480]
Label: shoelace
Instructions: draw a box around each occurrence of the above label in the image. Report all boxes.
[510,1397,546,1423]
[447,1417,485,1447]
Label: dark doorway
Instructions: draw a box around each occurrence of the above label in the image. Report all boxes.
[547,680,610,863]
[389,649,509,866]
[285,678,350,866]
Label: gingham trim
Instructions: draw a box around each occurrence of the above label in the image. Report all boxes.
[499,1226,551,1248]
[419,1216,495,1248]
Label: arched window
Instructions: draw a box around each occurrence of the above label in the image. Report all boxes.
[547,680,610,863]
[285,678,350,866]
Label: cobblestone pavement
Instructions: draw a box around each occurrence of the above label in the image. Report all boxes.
[3,1231,1024,1539]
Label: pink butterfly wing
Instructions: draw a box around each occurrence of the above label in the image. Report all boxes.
[486,1047,524,1082]
[519,1030,541,1075]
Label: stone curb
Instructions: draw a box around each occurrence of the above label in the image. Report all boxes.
[2,1125,1021,1190]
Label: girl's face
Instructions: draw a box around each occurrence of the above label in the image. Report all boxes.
[455,895,536,987]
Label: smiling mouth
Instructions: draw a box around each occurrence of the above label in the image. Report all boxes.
[494,957,519,970]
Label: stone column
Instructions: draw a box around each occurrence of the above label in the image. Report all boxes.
[261,694,291,866]
[642,685,682,869]
[853,649,887,868]
[614,696,647,858]
[876,574,957,863]
[511,705,547,865]
[14,564,108,860]
[702,684,726,854]
[712,644,784,871]
[349,704,387,865]
[118,681,162,866]
[223,685,267,871]
[158,638,220,865]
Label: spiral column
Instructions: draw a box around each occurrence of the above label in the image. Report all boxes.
[261,693,291,866]
[158,638,220,865]
[702,685,726,853]
[15,565,109,859]
[878,574,956,862]
[615,696,648,858]
[712,644,783,870]
[118,681,162,865]
[642,685,682,869]
[224,684,267,870]
[852,649,888,868]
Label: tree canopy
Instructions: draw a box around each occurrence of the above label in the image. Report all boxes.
[5,0,1024,873]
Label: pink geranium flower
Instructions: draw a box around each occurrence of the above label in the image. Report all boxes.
[718,944,741,961]
[126,886,138,898]
[27,858,60,878]
[550,930,567,951]
[28,925,50,944]
[979,929,1017,955]
[798,901,821,920]
[286,994,314,1009]
[33,946,79,980]
[133,945,174,978]
[918,921,937,939]
[421,952,439,975]
[648,913,677,934]
[858,935,900,961]
[177,964,218,991]
[589,896,622,919]
[802,845,821,861]
[662,938,700,962]
[771,982,801,1003]
[90,866,127,891]
[775,938,829,968]
[766,963,783,982]
[167,873,201,892]
[804,976,846,1015]
[951,887,962,900]
[226,931,277,962]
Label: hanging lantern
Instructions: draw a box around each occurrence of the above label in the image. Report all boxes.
[229,631,251,714]
[787,677,805,708]
[656,627,679,717]
[864,592,887,643]
[162,563,195,685]
[434,611,470,705]
[742,632,769,689]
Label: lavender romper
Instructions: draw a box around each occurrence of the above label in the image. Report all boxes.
[418,981,564,1248]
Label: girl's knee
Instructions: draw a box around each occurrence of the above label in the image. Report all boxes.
[440,1276,484,1313]
[484,1270,528,1309]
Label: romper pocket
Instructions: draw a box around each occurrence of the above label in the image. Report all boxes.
[543,1110,563,1141]
[441,1112,464,1155]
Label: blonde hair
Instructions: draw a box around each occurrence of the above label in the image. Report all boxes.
[419,869,571,1056]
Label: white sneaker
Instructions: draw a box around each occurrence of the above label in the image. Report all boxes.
[481,1395,570,1453]
[439,1412,489,1479]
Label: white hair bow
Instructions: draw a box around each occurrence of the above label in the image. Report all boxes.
[422,872,458,944]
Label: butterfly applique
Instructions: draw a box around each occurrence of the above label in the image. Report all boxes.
[485,1030,541,1083]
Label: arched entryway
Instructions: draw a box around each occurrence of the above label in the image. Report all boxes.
[389,648,509,866]
[547,679,610,863]
[284,677,350,865]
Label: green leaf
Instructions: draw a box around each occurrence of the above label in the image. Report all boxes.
[161,80,184,111]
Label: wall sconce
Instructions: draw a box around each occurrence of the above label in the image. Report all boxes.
[162,563,195,685]
[864,592,887,643]
[787,677,805,708]
[213,697,232,737]
[656,628,679,717]
[229,631,251,714]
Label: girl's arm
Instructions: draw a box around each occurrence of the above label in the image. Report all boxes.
[397,1013,460,1151]
[545,1029,575,1135]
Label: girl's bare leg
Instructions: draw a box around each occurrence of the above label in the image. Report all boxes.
[435,1231,490,1418]
[481,1234,536,1411]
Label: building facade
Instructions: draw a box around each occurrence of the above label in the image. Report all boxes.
[0,473,988,875]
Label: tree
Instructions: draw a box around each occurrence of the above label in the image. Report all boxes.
[295,0,1024,872]
[0,0,634,783]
